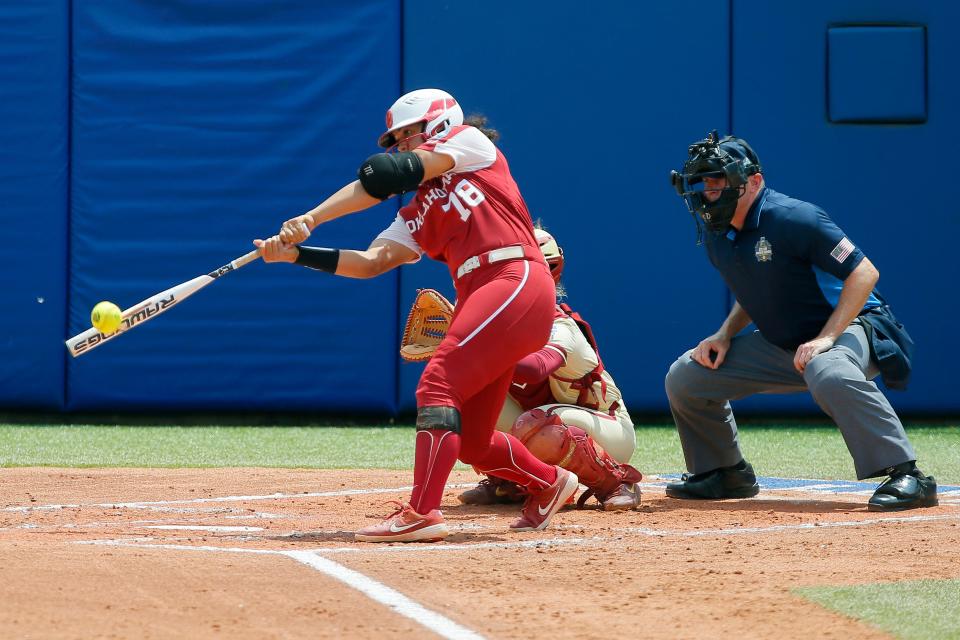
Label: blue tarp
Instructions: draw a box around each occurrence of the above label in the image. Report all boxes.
[0,2,69,408]
[0,1,956,413]
[67,1,401,411]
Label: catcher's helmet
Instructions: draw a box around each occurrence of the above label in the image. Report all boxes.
[670,130,762,238]
[378,88,464,149]
[534,228,565,284]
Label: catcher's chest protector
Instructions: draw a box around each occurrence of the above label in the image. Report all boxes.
[554,303,613,410]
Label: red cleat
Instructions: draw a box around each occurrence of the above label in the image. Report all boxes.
[355,502,449,543]
[510,468,579,532]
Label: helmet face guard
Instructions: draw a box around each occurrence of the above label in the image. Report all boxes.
[670,130,762,239]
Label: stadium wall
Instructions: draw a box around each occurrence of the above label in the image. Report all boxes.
[0,1,952,413]
[0,2,69,409]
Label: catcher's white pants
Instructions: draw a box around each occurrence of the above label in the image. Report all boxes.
[497,397,637,464]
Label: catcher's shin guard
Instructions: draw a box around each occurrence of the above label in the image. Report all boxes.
[416,406,461,434]
[511,408,642,507]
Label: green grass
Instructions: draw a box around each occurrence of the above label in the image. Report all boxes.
[0,423,957,482]
[795,579,960,640]
[735,425,960,481]
[0,426,418,468]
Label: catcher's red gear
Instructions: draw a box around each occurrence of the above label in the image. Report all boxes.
[458,475,527,505]
[511,407,642,508]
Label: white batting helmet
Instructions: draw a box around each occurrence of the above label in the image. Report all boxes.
[534,228,565,284]
[378,88,464,149]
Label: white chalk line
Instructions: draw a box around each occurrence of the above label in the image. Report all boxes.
[20,498,957,539]
[6,518,503,538]
[75,540,279,554]
[72,511,960,551]
[7,478,956,541]
[72,535,599,640]
[143,525,264,532]
[616,512,960,537]
[0,484,478,513]
[7,478,957,515]
[292,537,595,554]
[285,550,486,640]
[74,536,595,556]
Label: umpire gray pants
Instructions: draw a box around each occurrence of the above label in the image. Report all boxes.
[664,323,915,480]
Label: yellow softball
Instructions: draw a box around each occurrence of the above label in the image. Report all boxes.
[91,301,123,334]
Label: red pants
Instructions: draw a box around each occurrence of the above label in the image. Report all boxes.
[416,259,555,463]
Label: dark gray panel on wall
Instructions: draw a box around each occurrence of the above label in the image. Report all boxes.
[828,26,927,123]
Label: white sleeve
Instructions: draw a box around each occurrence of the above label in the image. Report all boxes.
[374,215,423,260]
[429,126,497,174]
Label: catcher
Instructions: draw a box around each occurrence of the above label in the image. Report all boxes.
[403,228,642,511]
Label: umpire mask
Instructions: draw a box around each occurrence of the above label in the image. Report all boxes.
[670,130,762,242]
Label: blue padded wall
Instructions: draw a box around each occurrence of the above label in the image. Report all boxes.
[400,0,731,412]
[1,1,954,415]
[0,2,69,408]
[68,1,401,411]
[732,1,958,412]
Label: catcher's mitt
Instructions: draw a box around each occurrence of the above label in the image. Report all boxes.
[400,288,454,362]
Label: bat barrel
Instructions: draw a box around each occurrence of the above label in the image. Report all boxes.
[66,249,261,357]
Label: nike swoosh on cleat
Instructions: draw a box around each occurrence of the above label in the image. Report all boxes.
[538,490,563,516]
[389,519,425,533]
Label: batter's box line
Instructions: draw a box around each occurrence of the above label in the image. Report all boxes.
[73,539,506,640]
[9,480,957,515]
[73,535,599,556]
[615,512,960,537]
[1,484,479,514]
[72,537,602,640]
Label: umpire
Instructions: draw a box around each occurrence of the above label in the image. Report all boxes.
[664,131,937,511]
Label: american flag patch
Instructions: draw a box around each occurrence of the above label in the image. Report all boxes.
[830,237,855,263]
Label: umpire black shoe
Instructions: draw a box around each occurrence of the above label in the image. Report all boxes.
[665,461,760,500]
[868,469,938,511]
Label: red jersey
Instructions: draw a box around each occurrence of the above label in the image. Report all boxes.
[376,125,544,282]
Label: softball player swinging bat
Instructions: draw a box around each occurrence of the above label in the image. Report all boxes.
[255,89,579,542]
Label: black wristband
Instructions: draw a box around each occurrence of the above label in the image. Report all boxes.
[294,246,340,273]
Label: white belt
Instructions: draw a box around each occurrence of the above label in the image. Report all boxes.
[456,245,526,279]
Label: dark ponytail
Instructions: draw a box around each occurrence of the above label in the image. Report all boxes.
[464,114,499,142]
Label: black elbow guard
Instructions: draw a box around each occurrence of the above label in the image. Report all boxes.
[357,152,424,200]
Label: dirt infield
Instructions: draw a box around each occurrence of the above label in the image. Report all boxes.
[1,468,958,639]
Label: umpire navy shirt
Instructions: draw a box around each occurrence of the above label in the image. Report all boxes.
[704,188,880,350]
